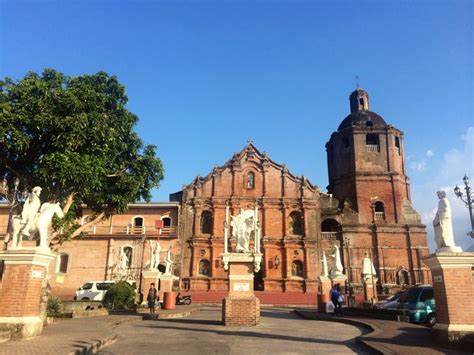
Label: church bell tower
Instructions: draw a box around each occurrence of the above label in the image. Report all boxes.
[326,88,416,225]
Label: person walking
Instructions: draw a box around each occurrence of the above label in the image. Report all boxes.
[147,283,158,315]
[330,284,340,315]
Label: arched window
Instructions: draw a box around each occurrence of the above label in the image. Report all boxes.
[397,267,409,285]
[247,172,255,189]
[162,217,172,227]
[321,219,341,241]
[374,201,385,221]
[200,211,213,234]
[291,261,304,277]
[289,212,303,235]
[198,259,211,277]
[123,246,133,268]
[57,253,69,274]
[366,133,380,152]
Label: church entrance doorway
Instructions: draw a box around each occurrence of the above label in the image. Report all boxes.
[254,268,264,291]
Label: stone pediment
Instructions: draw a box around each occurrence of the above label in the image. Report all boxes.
[185,142,318,192]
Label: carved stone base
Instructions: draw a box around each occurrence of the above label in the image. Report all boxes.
[141,270,161,305]
[0,248,55,340]
[222,295,260,326]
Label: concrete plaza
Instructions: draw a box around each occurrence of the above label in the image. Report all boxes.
[100,307,366,355]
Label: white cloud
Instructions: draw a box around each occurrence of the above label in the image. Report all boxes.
[410,127,474,252]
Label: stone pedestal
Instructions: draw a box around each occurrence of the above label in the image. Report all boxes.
[330,274,347,290]
[0,248,55,340]
[422,252,474,344]
[222,253,262,326]
[363,276,378,303]
[318,276,332,312]
[141,270,160,305]
[158,274,177,302]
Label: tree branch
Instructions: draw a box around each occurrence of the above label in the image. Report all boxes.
[62,192,77,214]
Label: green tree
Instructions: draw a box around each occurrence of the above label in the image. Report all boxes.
[0,69,164,245]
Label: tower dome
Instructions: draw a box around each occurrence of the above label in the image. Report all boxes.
[338,88,387,131]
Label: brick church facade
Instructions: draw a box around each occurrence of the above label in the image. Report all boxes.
[0,89,430,304]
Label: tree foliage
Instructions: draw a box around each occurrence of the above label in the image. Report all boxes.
[102,281,135,310]
[0,69,164,245]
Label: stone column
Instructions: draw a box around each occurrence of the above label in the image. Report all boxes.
[141,270,160,306]
[363,276,377,303]
[422,252,474,344]
[0,248,55,340]
[222,253,262,326]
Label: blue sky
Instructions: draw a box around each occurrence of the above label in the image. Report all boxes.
[1,0,473,250]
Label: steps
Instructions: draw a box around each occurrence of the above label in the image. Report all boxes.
[190,291,317,306]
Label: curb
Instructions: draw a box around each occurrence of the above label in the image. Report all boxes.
[142,307,199,320]
[293,310,387,354]
[68,334,118,355]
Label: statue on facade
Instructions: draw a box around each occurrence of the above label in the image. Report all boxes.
[433,190,462,252]
[321,251,328,277]
[330,244,344,277]
[165,249,173,275]
[117,248,130,277]
[361,252,376,280]
[149,240,161,270]
[230,210,254,253]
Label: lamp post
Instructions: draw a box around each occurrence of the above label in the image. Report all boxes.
[454,174,474,238]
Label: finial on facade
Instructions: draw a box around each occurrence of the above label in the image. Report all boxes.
[247,138,253,145]
[355,75,360,89]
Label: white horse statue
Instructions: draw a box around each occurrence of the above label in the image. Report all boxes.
[6,202,64,249]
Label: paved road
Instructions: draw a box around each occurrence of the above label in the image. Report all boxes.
[100,307,368,354]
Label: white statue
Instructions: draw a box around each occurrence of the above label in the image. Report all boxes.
[149,241,161,270]
[20,186,42,237]
[330,244,344,277]
[321,251,328,277]
[362,252,376,280]
[118,248,130,274]
[165,249,173,274]
[230,209,254,253]
[433,190,462,252]
[7,200,63,249]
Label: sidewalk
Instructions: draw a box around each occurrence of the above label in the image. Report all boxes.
[0,306,197,355]
[294,309,469,354]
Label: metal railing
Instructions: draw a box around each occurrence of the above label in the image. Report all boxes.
[366,144,380,152]
[321,232,338,240]
[374,212,385,221]
[88,225,177,236]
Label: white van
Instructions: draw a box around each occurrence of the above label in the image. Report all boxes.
[75,281,115,301]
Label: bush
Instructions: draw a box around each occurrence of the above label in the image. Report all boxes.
[103,281,135,310]
[47,297,62,317]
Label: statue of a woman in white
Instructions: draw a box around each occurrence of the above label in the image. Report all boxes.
[433,190,461,252]
[330,244,344,276]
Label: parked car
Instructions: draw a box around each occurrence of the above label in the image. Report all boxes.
[75,281,115,301]
[373,291,405,309]
[397,285,436,327]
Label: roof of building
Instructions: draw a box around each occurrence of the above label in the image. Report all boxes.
[338,110,387,131]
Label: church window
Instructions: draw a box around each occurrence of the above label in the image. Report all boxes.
[366,134,380,152]
[291,261,304,277]
[289,212,303,235]
[57,253,69,273]
[162,217,172,227]
[133,216,143,227]
[200,211,213,234]
[198,259,211,276]
[366,120,373,127]
[359,98,364,106]
[395,137,400,154]
[374,201,385,221]
[247,172,255,189]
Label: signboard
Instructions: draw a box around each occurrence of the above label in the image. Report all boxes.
[155,220,163,230]
[31,270,44,279]
[233,282,250,292]
[433,275,443,283]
